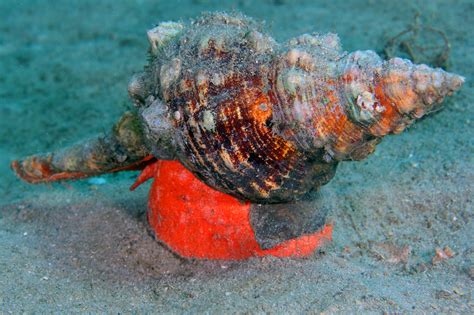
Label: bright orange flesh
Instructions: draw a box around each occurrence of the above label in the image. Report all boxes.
[133,160,332,260]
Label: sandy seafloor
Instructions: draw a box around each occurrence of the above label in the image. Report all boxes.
[0,0,473,313]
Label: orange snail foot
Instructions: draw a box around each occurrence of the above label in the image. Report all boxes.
[132,160,333,260]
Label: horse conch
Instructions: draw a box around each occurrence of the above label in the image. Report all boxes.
[12,13,464,249]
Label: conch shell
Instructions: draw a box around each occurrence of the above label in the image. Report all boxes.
[12,12,464,206]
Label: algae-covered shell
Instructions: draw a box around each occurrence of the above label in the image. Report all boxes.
[129,12,463,203]
[13,12,464,206]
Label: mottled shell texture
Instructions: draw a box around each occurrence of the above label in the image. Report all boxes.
[128,13,463,204]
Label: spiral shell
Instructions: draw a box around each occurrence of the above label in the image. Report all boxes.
[128,12,463,203]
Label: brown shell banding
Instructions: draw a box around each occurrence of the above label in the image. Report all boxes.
[174,70,316,202]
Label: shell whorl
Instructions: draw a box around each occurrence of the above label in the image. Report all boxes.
[271,45,464,162]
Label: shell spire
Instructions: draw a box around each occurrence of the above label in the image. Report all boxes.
[341,52,465,135]
[271,43,464,162]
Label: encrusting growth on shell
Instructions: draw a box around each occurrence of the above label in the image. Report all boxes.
[11,112,152,183]
[12,12,464,205]
[147,22,184,56]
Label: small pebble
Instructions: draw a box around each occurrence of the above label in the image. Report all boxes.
[432,246,455,265]
[435,290,452,299]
